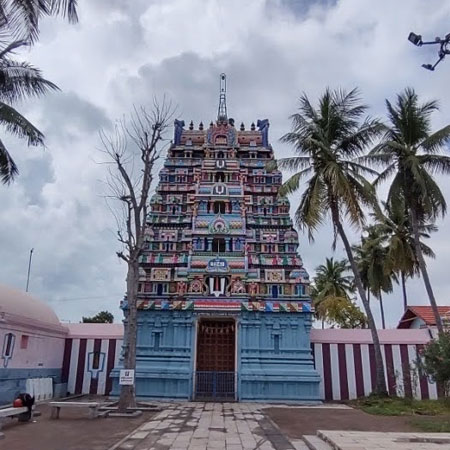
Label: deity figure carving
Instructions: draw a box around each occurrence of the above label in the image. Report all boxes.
[248,282,258,296]
[177,281,187,295]
[174,119,185,145]
[231,278,246,294]
[257,119,269,147]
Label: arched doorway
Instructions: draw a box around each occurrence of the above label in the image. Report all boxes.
[194,318,236,400]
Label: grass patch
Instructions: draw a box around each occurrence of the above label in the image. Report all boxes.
[350,396,450,417]
[409,416,450,432]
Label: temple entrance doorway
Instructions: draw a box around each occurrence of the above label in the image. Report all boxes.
[194,318,236,400]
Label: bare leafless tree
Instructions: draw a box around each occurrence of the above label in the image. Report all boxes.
[100,99,174,411]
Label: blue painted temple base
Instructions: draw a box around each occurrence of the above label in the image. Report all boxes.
[111,310,320,402]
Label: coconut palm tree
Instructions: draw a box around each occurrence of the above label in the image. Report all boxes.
[368,88,450,334]
[269,88,388,394]
[372,201,436,311]
[356,225,397,329]
[0,1,78,42]
[311,257,365,328]
[0,40,58,183]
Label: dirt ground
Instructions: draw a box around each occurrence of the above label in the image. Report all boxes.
[264,406,418,438]
[2,402,155,450]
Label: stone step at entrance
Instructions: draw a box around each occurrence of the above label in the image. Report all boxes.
[302,435,334,450]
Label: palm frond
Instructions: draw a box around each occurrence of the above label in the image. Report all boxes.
[48,0,78,23]
[0,58,59,103]
[420,124,450,154]
[0,39,28,59]
[0,101,44,145]
[272,156,310,173]
[0,136,18,183]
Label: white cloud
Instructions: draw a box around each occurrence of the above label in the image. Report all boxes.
[1,0,450,326]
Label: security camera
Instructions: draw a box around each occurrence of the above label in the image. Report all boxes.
[408,32,423,46]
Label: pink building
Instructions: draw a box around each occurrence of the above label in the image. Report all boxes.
[0,284,67,404]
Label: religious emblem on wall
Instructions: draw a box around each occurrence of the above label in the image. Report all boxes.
[212,183,227,196]
[209,217,229,234]
[189,278,204,294]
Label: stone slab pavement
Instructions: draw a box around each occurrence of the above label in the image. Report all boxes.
[109,402,311,450]
[318,430,450,450]
[108,402,450,450]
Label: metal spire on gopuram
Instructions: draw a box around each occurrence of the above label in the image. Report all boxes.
[217,73,227,122]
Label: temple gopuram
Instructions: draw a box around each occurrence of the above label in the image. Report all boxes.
[114,75,320,402]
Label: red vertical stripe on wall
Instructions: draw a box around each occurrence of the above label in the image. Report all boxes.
[338,343,349,400]
[368,344,376,392]
[384,344,396,396]
[75,339,87,394]
[353,343,364,398]
[322,343,333,401]
[89,339,102,395]
[105,339,117,395]
[399,344,413,398]
[416,344,429,400]
[61,339,72,384]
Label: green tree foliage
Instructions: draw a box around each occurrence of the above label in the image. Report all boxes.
[367,88,450,334]
[311,257,366,328]
[82,311,114,324]
[0,1,78,42]
[373,201,436,311]
[0,40,58,183]
[353,226,396,329]
[421,332,450,396]
[0,1,78,184]
[268,88,387,394]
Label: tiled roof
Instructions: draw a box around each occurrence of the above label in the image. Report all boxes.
[398,306,450,328]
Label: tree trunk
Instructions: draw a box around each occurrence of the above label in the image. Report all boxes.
[367,288,370,306]
[118,259,139,411]
[401,271,408,312]
[332,209,387,395]
[410,208,444,334]
[379,293,386,329]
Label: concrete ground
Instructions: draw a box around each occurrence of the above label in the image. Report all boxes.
[3,401,450,450]
[2,402,156,450]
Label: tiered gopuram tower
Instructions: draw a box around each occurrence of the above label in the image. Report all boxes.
[115,75,320,401]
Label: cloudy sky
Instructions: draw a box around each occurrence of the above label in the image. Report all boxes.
[1,0,450,326]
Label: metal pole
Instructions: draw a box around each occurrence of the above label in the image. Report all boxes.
[25,248,34,292]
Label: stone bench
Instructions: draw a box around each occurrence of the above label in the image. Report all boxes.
[49,401,100,419]
[0,407,31,430]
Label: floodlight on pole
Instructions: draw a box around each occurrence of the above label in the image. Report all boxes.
[408,31,450,71]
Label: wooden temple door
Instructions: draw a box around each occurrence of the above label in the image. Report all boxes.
[194,319,236,400]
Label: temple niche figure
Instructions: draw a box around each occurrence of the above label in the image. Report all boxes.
[112,74,319,403]
[173,119,185,145]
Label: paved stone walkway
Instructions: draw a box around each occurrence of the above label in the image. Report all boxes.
[111,402,309,450]
[110,403,450,450]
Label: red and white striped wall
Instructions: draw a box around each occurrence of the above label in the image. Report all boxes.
[311,329,437,401]
[62,324,123,396]
[63,324,437,400]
